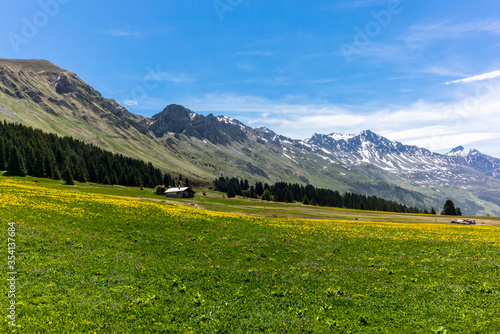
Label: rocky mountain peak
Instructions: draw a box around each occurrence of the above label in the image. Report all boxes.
[153,104,196,120]
[359,129,375,138]
[446,146,479,157]
[148,104,247,145]
[356,130,392,146]
[444,145,500,179]
[308,130,394,150]
[449,145,465,153]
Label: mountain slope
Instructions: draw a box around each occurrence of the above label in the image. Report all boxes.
[446,146,500,179]
[1,59,499,216]
[0,59,215,180]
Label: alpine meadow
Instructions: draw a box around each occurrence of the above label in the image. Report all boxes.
[1,176,500,332]
[2,0,500,333]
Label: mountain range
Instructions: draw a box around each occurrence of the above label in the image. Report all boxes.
[1,58,499,216]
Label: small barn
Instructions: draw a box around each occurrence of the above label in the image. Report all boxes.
[165,187,195,198]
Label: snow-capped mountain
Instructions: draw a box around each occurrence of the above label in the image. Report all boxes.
[446,146,500,179]
[300,131,500,180]
[297,130,500,215]
[302,130,441,172]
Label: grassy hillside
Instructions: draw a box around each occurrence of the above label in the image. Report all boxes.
[1,174,499,333]
[0,59,212,180]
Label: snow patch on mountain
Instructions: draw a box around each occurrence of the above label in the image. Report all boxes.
[328,133,356,141]
[446,146,478,157]
[217,115,247,130]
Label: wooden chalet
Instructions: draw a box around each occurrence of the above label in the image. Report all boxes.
[164,186,195,198]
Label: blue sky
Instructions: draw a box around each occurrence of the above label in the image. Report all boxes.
[1,0,500,157]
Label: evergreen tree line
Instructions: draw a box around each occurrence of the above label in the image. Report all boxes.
[0,121,173,188]
[215,176,432,214]
[213,177,250,197]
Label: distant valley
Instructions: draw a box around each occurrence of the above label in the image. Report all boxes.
[1,58,499,216]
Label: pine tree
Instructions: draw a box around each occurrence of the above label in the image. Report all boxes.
[73,166,81,182]
[44,156,53,179]
[62,163,74,185]
[285,189,294,203]
[0,139,6,170]
[103,175,111,185]
[111,170,119,185]
[87,160,98,182]
[53,168,61,180]
[456,207,463,216]
[55,148,65,165]
[163,173,172,188]
[32,156,46,177]
[81,166,89,183]
[142,174,152,188]
[249,185,257,199]
[74,166,87,183]
[24,147,36,176]
[442,200,457,216]
[255,182,264,196]
[430,207,436,215]
[119,172,127,185]
[99,164,109,184]
[126,172,136,186]
[227,185,236,198]
[6,147,27,177]
[302,195,310,205]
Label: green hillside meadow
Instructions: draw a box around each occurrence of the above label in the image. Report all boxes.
[1,175,500,333]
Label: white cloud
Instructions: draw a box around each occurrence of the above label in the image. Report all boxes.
[418,66,467,79]
[124,97,173,116]
[182,82,500,157]
[403,20,500,48]
[445,70,500,85]
[123,100,138,107]
[404,131,500,153]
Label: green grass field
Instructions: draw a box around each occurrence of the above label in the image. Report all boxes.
[1,175,499,333]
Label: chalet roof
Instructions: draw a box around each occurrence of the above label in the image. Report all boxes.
[165,187,194,193]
